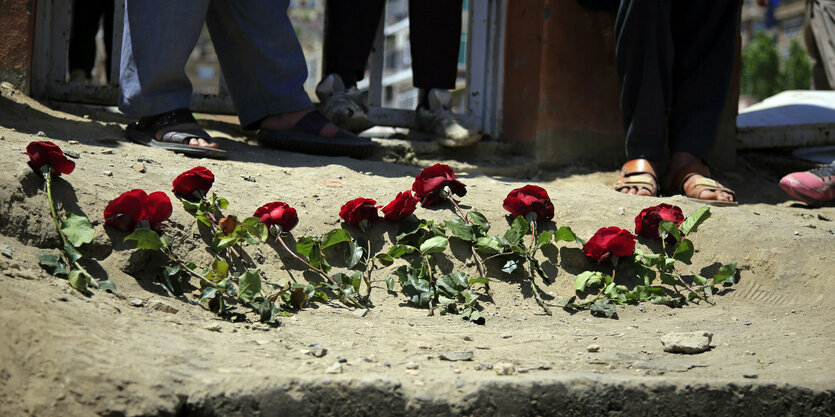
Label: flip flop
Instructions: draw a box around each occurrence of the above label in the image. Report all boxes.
[257,110,378,159]
[614,159,659,197]
[669,163,737,206]
[125,109,227,159]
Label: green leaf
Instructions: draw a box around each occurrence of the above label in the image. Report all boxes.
[375,253,394,266]
[211,259,229,278]
[673,238,694,263]
[200,287,218,303]
[537,231,552,248]
[124,228,164,250]
[63,241,83,263]
[388,244,417,258]
[215,197,229,210]
[196,214,212,228]
[574,271,603,292]
[437,272,468,296]
[345,241,364,269]
[242,217,268,242]
[468,211,490,233]
[296,236,316,259]
[504,216,530,246]
[693,274,708,285]
[237,270,262,303]
[660,272,677,286]
[212,235,239,251]
[395,220,425,244]
[181,198,201,211]
[248,297,280,324]
[321,229,351,249]
[681,206,711,236]
[385,277,395,291]
[603,282,618,298]
[68,270,90,294]
[419,236,448,254]
[468,277,489,285]
[590,299,617,318]
[159,265,184,296]
[60,213,95,247]
[633,265,656,286]
[713,263,738,284]
[475,236,503,255]
[658,221,681,242]
[97,280,116,292]
[444,218,475,242]
[501,260,518,274]
[37,253,69,277]
[553,226,578,243]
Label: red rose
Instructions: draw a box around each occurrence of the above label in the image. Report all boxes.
[104,189,172,231]
[172,166,214,199]
[634,203,685,239]
[381,190,419,222]
[25,141,75,176]
[411,163,466,206]
[582,226,636,264]
[502,185,554,222]
[254,202,298,232]
[339,198,379,226]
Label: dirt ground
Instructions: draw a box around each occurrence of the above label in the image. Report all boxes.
[0,83,833,416]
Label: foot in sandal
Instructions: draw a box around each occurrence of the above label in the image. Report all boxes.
[126,109,226,159]
[614,159,660,196]
[666,152,736,206]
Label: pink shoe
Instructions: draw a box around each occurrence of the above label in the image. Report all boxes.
[779,162,835,207]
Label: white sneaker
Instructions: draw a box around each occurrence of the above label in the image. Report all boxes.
[315,74,373,133]
[414,89,480,147]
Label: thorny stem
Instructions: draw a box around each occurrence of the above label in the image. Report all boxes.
[423,254,436,316]
[448,197,490,291]
[160,242,218,289]
[44,171,95,283]
[660,231,715,305]
[527,219,551,315]
[274,234,363,308]
[363,232,373,300]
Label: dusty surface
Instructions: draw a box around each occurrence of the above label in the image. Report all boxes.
[0,84,833,416]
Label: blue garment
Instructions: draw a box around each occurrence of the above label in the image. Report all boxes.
[118,0,312,129]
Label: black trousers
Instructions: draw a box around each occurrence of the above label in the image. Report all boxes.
[615,0,739,161]
[322,0,462,90]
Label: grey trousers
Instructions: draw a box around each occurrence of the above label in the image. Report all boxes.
[118,0,312,129]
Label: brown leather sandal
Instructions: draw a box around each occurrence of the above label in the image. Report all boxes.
[614,159,659,197]
[669,163,737,206]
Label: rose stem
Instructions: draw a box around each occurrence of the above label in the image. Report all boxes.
[203,205,257,271]
[527,218,551,315]
[160,241,218,289]
[423,254,436,316]
[448,197,490,291]
[364,231,373,300]
[44,171,95,283]
[660,233,713,305]
[274,234,362,308]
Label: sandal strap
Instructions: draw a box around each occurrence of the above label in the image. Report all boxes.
[673,163,737,201]
[614,159,659,195]
[138,108,197,132]
[620,159,657,178]
[291,110,330,136]
[671,163,711,191]
[160,128,212,144]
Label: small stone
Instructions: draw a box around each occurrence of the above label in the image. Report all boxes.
[414,391,433,402]
[475,362,493,371]
[794,231,800,236]
[0,135,5,140]
[129,299,144,307]
[15,270,38,280]
[100,149,113,154]
[64,150,80,159]
[307,347,328,358]
[0,243,13,259]
[68,140,79,144]
[203,323,222,332]
[744,351,756,356]
[502,334,512,339]
[661,331,713,354]
[587,344,600,352]
[462,336,473,341]
[741,321,752,326]
[743,374,758,379]
[134,163,146,173]
[455,378,464,388]
[439,351,474,362]
[241,175,256,182]
[353,309,369,318]
[57,296,70,302]
[83,114,91,119]
[150,300,178,314]
[326,362,343,374]
[37,130,46,137]
[102,171,113,177]
[495,362,515,376]
[405,361,419,370]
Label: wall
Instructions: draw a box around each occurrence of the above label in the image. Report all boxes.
[0,0,36,94]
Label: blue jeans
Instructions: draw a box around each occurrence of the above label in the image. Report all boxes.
[118,0,312,129]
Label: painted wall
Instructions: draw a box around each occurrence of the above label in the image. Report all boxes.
[0,0,36,94]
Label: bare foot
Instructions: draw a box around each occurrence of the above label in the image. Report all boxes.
[667,152,735,202]
[260,109,340,137]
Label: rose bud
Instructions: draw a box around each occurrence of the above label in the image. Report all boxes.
[381,190,419,222]
[411,163,467,206]
[172,166,215,199]
[502,185,554,222]
[582,226,636,265]
[254,202,298,234]
[25,141,75,176]
[634,203,684,239]
[219,215,237,234]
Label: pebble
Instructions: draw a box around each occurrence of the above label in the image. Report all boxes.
[495,362,515,376]
[414,392,433,402]
[100,149,113,154]
[203,323,222,332]
[241,175,256,182]
[15,270,38,280]
[325,362,343,374]
[102,171,113,177]
[129,299,144,307]
[68,140,79,144]
[150,300,178,314]
[0,243,13,259]
[307,346,328,358]
[741,321,752,326]
[353,309,369,318]
[134,163,146,173]
[743,374,758,379]
[83,114,91,119]
[405,361,419,370]
[744,351,756,356]
[660,331,713,354]
[0,135,5,140]
[586,344,600,353]
[439,351,474,362]
[455,378,464,388]
[57,296,70,302]
[37,130,46,137]
[64,150,80,159]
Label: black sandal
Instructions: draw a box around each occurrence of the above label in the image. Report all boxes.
[257,110,378,159]
[126,108,227,159]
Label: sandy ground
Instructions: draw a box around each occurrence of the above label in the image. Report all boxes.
[0,83,833,416]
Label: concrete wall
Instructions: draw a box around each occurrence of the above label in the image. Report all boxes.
[503,1,740,170]
[0,0,36,94]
